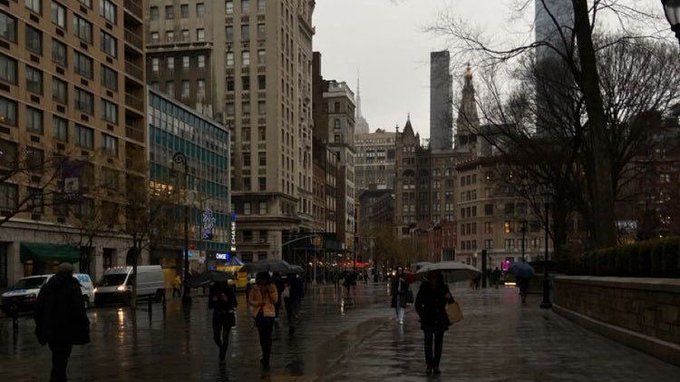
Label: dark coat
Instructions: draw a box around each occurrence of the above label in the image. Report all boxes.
[415,280,454,332]
[390,276,410,308]
[209,282,237,314]
[34,273,90,346]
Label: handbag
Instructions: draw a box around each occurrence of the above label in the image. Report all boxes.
[446,301,463,323]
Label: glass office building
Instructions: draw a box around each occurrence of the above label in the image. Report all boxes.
[147,89,231,267]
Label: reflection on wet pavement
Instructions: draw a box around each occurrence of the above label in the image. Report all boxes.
[1,283,679,381]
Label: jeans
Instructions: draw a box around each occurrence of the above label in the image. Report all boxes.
[48,342,72,382]
[255,315,275,367]
[423,330,444,369]
[212,312,232,358]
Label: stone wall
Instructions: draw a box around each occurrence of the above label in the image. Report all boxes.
[554,276,680,345]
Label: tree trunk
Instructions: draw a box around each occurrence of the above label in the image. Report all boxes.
[571,0,618,248]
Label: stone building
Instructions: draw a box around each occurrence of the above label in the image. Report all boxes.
[145,0,316,261]
[0,0,146,286]
[430,51,453,151]
[354,129,396,192]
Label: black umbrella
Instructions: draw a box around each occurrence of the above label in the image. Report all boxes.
[189,270,230,288]
[242,259,295,274]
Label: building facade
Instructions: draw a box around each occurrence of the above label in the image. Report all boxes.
[354,128,396,192]
[145,0,316,261]
[147,89,231,271]
[430,51,453,151]
[0,0,146,287]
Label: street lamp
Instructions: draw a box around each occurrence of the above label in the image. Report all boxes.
[172,152,191,305]
[540,192,552,309]
[662,0,680,45]
[520,219,528,262]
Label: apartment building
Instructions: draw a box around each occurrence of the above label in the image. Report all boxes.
[354,128,396,192]
[0,0,146,286]
[145,0,315,261]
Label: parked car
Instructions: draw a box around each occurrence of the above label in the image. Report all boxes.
[94,265,165,306]
[1,273,95,314]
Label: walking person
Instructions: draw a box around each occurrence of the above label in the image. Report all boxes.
[248,272,279,373]
[209,279,237,362]
[390,267,410,325]
[414,271,454,376]
[34,263,90,382]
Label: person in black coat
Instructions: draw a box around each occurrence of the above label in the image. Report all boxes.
[209,280,238,362]
[414,271,454,376]
[390,267,410,324]
[34,263,90,382]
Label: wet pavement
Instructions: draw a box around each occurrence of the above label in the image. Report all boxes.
[1,283,679,381]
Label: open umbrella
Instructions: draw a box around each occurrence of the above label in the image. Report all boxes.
[289,265,304,274]
[416,261,481,283]
[508,262,535,278]
[242,259,295,274]
[189,270,230,288]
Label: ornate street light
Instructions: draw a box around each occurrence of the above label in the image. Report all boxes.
[662,0,680,45]
[540,192,552,309]
[172,152,191,305]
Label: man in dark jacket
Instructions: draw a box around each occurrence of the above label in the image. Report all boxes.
[34,263,90,382]
[415,271,454,376]
[209,280,237,361]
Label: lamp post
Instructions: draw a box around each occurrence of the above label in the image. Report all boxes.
[172,152,191,305]
[662,0,680,45]
[520,219,528,262]
[540,193,552,309]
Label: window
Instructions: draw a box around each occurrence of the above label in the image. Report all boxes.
[257,23,265,39]
[101,32,117,58]
[0,97,17,125]
[51,39,67,67]
[258,75,266,90]
[243,202,251,214]
[258,101,266,115]
[258,152,266,166]
[257,49,266,64]
[79,0,92,8]
[257,0,266,12]
[167,57,174,70]
[258,126,266,140]
[165,81,174,96]
[165,5,174,19]
[258,177,266,191]
[52,77,67,103]
[226,77,234,91]
[100,0,117,24]
[196,3,205,17]
[75,88,94,115]
[26,107,43,134]
[74,52,93,79]
[53,116,68,141]
[51,2,66,29]
[182,56,190,69]
[0,139,17,167]
[151,58,159,72]
[225,0,234,14]
[0,54,17,84]
[197,55,205,68]
[242,76,250,91]
[243,152,251,166]
[25,0,41,13]
[101,65,118,91]
[76,124,93,148]
[180,4,189,18]
[241,24,249,41]
[181,80,190,99]
[196,29,205,42]
[25,26,42,54]
[103,168,118,190]
[150,6,159,20]
[226,103,235,115]
[165,31,174,42]
[0,12,17,42]
[226,26,234,42]
[226,52,234,66]
[0,183,17,212]
[180,29,189,41]
[197,80,205,99]
[241,51,250,66]
[102,134,118,156]
[259,202,267,214]
[101,99,117,124]
[242,0,250,13]
[25,66,43,94]
[73,16,93,43]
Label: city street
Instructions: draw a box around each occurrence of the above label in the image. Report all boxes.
[1,283,679,381]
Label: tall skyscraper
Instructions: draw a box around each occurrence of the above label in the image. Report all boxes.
[0,0,146,285]
[146,0,315,261]
[355,75,369,134]
[535,0,574,62]
[430,51,453,151]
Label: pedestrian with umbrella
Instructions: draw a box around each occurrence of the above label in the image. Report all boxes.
[415,270,454,376]
[509,261,534,303]
[208,272,237,362]
[248,272,279,373]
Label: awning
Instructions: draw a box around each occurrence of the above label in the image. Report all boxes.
[20,243,81,263]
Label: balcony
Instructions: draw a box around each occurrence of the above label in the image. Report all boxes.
[125,29,143,51]
[126,125,145,144]
[124,0,143,21]
[125,93,144,112]
[125,60,144,82]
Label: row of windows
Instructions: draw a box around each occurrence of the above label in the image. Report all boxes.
[149,1,266,21]
[150,29,205,44]
[225,23,266,42]
[25,0,116,26]
[150,79,206,101]
[225,49,267,67]
[150,55,206,71]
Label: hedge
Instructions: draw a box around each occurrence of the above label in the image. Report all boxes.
[572,237,680,277]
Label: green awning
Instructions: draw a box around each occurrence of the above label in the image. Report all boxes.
[20,243,81,263]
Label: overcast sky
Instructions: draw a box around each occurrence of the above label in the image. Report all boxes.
[313,0,666,140]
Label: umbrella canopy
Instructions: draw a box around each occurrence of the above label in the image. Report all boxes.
[189,270,230,288]
[508,262,535,278]
[242,259,296,274]
[416,261,481,283]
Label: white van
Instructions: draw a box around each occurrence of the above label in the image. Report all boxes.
[1,273,95,314]
[94,266,165,306]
